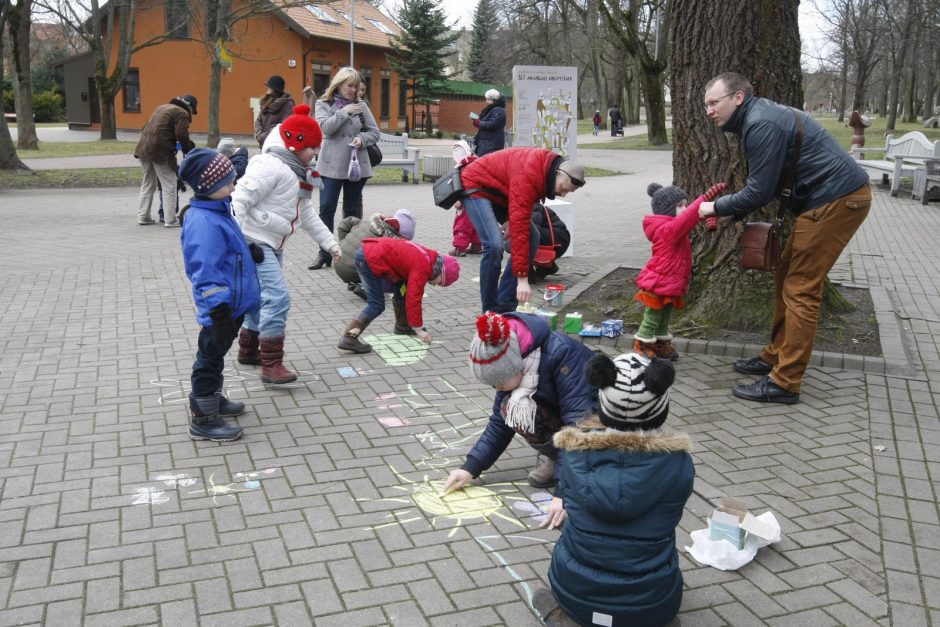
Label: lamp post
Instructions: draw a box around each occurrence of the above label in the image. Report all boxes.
[349,0,355,66]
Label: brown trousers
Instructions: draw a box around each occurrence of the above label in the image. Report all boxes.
[761,185,871,392]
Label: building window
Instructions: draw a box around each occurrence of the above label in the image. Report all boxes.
[306,5,338,23]
[336,10,365,29]
[123,68,141,113]
[359,66,372,101]
[312,62,331,97]
[165,0,189,38]
[399,80,408,117]
[380,70,390,118]
[366,18,394,35]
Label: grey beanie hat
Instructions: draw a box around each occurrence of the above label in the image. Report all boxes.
[584,352,675,431]
[469,312,524,387]
[216,137,237,157]
[647,183,688,216]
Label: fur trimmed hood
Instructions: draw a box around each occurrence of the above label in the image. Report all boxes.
[368,212,400,237]
[554,420,692,454]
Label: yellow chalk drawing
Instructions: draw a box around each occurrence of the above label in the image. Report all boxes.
[363,466,524,538]
[366,333,429,366]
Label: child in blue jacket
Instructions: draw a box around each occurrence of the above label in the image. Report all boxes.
[179,148,262,442]
[533,352,694,627]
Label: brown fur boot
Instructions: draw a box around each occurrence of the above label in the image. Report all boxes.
[392,300,416,335]
[654,338,679,361]
[237,328,261,366]
[633,338,659,359]
[259,336,298,384]
[338,320,372,353]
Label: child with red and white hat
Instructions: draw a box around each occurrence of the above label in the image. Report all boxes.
[442,311,599,530]
[232,104,340,385]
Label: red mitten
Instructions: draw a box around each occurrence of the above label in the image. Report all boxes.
[472,119,480,128]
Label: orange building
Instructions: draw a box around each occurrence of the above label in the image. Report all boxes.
[61,0,410,134]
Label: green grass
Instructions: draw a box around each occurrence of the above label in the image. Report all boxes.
[17,140,138,158]
[0,167,141,189]
[815,115,940,156]
[586,129,674,151]
[0,164,623,190]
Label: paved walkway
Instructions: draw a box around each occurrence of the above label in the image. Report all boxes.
[1,140,938,626]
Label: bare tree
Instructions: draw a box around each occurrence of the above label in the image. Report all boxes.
[670,0,802,328]
[598,0,670,145]
[0,0,29,170]
[9,0,39,149]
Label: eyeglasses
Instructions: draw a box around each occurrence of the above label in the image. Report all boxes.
[704,92,737,110]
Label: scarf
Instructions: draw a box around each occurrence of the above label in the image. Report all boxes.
[334,96,353,108]
[502,348,541,433]
[267,146,317,198]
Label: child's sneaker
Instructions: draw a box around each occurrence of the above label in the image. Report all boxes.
[469,244,484,254]
[449,246,468,257]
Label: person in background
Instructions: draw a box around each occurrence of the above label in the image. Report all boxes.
[254,75,295,148]
[592,110,602,136]
[134,94,197,227]
[216,137,249,182]
[529,202,570,283]
[309,67,381,270]
[472,89,507,157]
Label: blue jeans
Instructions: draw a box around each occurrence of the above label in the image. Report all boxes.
[242,245,290,337]
[462,196,539,313]
[355,248,398,324]
[319,176,366,251]
[191,316,242,397]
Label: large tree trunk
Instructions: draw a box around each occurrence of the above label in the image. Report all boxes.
[10,0,38,150]
[640,68,667,144]
[671,0,801,329]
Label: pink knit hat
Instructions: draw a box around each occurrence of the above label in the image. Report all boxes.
[438,254,460,286]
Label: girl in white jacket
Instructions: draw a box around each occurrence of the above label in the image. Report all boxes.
[232,104,341,385]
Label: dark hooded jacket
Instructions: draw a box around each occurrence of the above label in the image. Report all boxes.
[714,95,869,218]
[334,213,407,283]
[254,92,296,147]
[474,95,507,156]
[134,97,195,167]
[549,422,694,627]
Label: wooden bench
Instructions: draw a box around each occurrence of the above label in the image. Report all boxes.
[374,132,420,183]
[852,131,940,197]
[913,160,940,205]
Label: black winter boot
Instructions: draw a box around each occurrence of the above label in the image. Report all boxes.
[189,394,243,442]
[308,249,332,270]
[392,299,416,335]
[218,394,245,416]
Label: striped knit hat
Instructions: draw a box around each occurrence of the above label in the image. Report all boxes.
[469,312,523,386]
[584,352,675,431]
[178,148,235,199]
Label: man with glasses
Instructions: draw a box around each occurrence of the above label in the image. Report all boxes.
[459,147,586,313]
[698,72,871,405]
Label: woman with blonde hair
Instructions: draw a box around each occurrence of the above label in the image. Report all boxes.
[309,67,381,270]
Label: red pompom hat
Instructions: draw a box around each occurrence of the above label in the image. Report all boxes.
[468,312,523,386]
[279,105,322,152]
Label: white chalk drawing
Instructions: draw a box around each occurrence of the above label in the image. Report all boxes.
[132,486,170,506]
[511,491,552,525]
[131,468,278,506]
[474,534,556,617]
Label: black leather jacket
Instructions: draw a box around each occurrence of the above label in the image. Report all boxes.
[714,96,869,218]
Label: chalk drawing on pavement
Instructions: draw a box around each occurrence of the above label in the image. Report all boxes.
[364,333,429,366]
[131,468,278,506]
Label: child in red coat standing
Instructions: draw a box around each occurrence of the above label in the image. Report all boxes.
[634,182,724,361]
[338,238,460,353]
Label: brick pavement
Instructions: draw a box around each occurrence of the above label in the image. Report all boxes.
[1,151,938,625]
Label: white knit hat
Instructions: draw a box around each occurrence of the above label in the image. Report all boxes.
[585,352,675,430]
[469,312,523,387]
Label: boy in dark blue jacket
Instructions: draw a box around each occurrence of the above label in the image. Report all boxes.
[179,148,262,442]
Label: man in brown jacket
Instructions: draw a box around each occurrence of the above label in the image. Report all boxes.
[135,94,197,227]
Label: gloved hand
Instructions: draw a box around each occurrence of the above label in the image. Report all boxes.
[248,243,264,264]
[208,303,236,349]
[177,179,186,193]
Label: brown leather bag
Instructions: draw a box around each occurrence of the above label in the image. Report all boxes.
[740,222,780,271]
[739,108,803,272]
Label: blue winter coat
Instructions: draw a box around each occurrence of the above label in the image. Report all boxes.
[229,146,249,182]
[549,424,694,627]
[474,96,507,157]
[181,198,261,326]
[461,312,598,479]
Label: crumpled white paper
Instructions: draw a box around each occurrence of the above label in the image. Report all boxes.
[684,511,782,571]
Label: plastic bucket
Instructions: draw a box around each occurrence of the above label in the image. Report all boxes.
[543,284,566,307]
